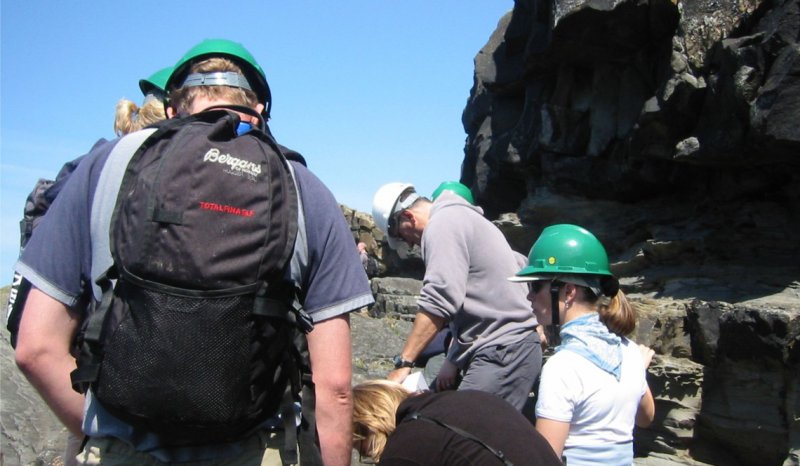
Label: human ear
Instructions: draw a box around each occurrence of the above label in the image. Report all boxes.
[400,210,414,225]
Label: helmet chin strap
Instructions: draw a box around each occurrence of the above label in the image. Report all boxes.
[549,283,561,328]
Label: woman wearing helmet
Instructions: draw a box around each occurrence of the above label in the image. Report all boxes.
[511,224,655,466]
[113,66,172,136]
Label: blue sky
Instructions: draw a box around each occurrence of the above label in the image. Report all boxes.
[0,1,512,282]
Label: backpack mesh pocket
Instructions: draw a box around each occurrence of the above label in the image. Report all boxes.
[96,281,257,430]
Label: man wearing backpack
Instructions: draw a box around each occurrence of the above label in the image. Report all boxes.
[14,39,373,466]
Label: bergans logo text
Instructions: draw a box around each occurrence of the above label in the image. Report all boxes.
[203,148,261,179]
[199,201,255,217]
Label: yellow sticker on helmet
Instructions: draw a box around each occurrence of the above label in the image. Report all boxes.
[548,256,556,265]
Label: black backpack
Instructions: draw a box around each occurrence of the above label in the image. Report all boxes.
[69,110,315,455]
[4,140,308,351]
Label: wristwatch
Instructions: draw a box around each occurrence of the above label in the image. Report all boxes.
[393,355,415,369]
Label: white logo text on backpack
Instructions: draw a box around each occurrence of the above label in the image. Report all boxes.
[203,148,261,180]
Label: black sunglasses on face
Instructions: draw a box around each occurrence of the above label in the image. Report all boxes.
[387,210,403,238]
[528,280,550,294]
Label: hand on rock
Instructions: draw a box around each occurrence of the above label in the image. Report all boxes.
[638,344,655,368]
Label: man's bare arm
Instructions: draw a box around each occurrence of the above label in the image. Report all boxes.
[15,288,84,436]
[387,310,445,383]
[306,313,353,466]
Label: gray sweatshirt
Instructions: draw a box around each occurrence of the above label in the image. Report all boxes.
[418,192,538,367]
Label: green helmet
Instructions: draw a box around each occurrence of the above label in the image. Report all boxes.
[166,39,272,115]
[516,224,612,278]
[139,66,173,97]
[431,181,474,205]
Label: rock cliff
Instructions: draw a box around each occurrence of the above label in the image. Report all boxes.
[463,0,798,463]
[352,0,799,463]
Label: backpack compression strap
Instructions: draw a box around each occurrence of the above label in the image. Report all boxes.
[264,157,322,465]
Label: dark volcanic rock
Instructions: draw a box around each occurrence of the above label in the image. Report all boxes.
[463,0,800,218]
[457,1,800,463]
[686,301,799,466]
[368,277,422,319]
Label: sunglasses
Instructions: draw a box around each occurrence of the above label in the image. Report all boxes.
[387,209,404,238]
[528,280,551,294]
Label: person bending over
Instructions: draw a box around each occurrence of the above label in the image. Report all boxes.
[352,379,562,465]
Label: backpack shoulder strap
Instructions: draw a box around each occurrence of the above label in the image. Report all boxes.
[89,128,157,300]
[71,128,158,393]
[278,144,307,167]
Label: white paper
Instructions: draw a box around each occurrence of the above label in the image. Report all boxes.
[401,371,429,392]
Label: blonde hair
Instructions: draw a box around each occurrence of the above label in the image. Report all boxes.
[113,96,166,136]
[169,57,259,115]
[352,380,411,462]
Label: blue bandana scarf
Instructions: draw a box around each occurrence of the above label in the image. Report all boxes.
[557,313,622,380]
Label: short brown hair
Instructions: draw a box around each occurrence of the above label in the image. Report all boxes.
[169,57,259,115]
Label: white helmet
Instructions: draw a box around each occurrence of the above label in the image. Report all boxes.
[372,182,419,252]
